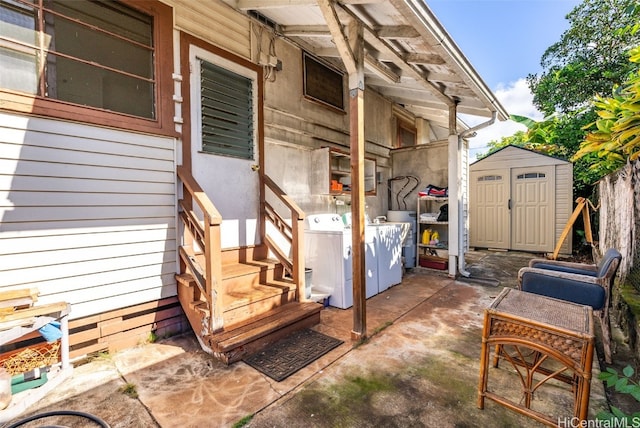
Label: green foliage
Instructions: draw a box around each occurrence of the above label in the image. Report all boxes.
[480,110,598,196]
[597,365,640,425]
[572,45,640,178]
[480,1,640,200]
[119,382,139,399]
[528,0,640,116]
[232,415,254,427]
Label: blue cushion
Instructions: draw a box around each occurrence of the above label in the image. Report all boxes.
[520,271,606,310]
[530,263,597,276]
[596,249,622,278]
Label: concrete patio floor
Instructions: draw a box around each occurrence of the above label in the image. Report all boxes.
[3,250,611,427]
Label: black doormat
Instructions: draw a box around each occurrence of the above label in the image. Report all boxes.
[243,329,343,382]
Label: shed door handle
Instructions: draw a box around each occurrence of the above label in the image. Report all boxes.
[508,199,512,210]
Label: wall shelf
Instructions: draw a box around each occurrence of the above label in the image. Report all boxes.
[311,147,376,195]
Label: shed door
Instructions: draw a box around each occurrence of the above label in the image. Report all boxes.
[511,167,554,252]
[469,169,510,249]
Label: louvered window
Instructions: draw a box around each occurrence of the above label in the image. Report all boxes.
[200,59,254,160]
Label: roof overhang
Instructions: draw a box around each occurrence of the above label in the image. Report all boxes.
[227,0,508,131]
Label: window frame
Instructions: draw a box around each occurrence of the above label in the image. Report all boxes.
[179,32,264,172]
[192,50,258,161]
[396,120,417,148]
[0,0,175,136]
[302,51,345,112]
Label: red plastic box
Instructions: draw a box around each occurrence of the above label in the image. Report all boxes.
[419,255,448,270]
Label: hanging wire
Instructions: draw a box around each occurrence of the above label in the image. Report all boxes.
[402,175,420,209]
[388,175,420,210]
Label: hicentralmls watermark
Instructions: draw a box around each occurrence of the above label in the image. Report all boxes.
[557,417,640,428]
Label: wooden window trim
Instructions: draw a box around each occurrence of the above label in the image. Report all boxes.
[0,0,176,137]
[396,120,416,148]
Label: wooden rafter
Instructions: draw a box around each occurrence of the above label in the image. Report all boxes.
[317,0,358,76]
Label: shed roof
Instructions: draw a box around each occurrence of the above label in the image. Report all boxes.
[471,145,572,169]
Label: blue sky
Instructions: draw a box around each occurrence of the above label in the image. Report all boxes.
[426,0,582,159]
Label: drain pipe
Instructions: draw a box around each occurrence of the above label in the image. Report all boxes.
[457,111,498,278]
[461,110,497,139]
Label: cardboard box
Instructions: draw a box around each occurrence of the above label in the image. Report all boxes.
[419,255,448,270]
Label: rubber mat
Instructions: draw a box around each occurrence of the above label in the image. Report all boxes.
[243,329,343,381]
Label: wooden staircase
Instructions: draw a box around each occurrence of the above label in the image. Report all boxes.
[175,166,321,364]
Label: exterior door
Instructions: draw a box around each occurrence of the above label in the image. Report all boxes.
[469,169,510,249]
[189,44,261,248]
[511,166,554,252]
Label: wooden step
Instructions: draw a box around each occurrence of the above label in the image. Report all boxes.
[177,267,299,337]
[206,301,322,364]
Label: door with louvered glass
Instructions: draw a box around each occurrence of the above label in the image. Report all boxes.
[189,45,261,248]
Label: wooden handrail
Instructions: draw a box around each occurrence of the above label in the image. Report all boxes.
[261,173,306,301]
[177,165,222,226]
[176,165,224,334]
[263,174,305,221]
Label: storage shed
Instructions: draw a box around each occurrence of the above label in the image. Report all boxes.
[469,145,573,254]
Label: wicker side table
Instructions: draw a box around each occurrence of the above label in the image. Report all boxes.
[477,288,595,426]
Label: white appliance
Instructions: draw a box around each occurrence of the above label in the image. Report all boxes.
[387,210,417,268]
[373,223,405,292]
[304,214,378,309]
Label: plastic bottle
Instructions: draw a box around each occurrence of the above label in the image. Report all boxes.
[431,230,440,245]
[0,367,11,410]
[421,229,432,245]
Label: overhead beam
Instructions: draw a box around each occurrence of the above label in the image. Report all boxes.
[317,0,358,76]
[237,0,315,9]
[237,0,385,10]
[283,24,421,39]
[374,25,420,39]
[335,4,455,107]
[364,53,400,83]
[404,52,445,65]
[281,25,332,37]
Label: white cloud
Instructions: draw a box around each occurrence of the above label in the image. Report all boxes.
[464,78,544,160]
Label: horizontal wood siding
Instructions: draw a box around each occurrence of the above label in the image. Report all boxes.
[1,297,188,360]
[167,0,251,60]
[0,112,178,322]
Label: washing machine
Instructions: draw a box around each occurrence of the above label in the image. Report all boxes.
[304,214,378,309]
[372,222,404,292]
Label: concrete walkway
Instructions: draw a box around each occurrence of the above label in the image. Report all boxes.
[3,251,609,427]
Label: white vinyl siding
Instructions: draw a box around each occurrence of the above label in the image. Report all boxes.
[555,164,573,255]
[0,112,176,319]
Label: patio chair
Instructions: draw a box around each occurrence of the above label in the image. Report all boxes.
[517,248,622,364]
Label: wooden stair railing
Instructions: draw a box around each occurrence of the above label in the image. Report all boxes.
[261,174,306,301]
[176,165,223,335]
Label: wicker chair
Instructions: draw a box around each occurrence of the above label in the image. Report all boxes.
[517,248,622,364]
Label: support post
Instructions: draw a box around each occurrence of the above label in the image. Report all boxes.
[447,103,459,278]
